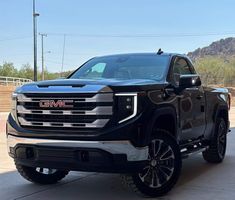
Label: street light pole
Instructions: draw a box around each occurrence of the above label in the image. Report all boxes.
[39,33,47,81]
[33,0,39,81]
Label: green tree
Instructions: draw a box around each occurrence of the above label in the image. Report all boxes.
[18,64,34,80]
[62,70,73,78]
[43,69,60,80]
[0,62,18,77]
[194,56,235,86]
[0,62,73,81]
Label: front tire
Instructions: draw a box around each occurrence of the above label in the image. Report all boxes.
[15,163,69,184]
[203,118,227,163]
[122,130,182,197]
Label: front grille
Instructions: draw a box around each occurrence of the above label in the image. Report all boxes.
[16,93,113,131]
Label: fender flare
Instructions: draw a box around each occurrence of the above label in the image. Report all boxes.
[145,106,178,144]
[211,104,229,139]
[213,104,229,124]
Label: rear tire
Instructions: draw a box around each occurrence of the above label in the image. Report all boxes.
[15,162,69,184]
[122,130,182,197]
[203,118,227,163]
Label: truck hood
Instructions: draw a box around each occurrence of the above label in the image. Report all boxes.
[16,78,168,93]
[36,78,162,86]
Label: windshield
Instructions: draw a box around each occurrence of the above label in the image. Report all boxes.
[69,54,170,81]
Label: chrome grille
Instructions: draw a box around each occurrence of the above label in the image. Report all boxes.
[16,93,113,130]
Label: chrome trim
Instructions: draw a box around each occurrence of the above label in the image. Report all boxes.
[12,92,18,98]
[17,94,32,102]
[7,135,149,161]
[185,88,199,91]
[18,117,109,128]
[17,93,113,103]
[17,105,113,115]
[16,92,113,129]
[115,93,138,123]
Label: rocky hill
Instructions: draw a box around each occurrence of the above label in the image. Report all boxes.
[188,37,235,60]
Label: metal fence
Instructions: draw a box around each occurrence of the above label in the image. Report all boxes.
[0,76,32,86]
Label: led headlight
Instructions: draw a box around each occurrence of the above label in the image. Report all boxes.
[115,93,138,123]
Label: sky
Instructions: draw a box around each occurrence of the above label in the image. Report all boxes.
[1,0,235,73]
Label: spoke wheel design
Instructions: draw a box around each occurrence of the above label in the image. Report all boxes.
[139,139,175,188]
[121,130,182,197]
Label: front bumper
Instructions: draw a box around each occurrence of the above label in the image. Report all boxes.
[7,135,148,161]
[7,135,148,173]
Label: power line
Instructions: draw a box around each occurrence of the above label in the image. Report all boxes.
[0,36,32,42]
[2,31,234,43]
[2,53,33,56]
[45,32,235,38]
[0,31,234,43]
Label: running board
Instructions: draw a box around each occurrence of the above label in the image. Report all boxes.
[181,146,208,159]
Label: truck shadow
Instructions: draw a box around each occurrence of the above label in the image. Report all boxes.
[176,154,219,186]
[1,154,234,200]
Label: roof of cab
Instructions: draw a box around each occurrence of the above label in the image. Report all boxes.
[96,52,186,58]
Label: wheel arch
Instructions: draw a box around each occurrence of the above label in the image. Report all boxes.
[209,104,229,141]
[213,105,229,130]
[147,106,178,144]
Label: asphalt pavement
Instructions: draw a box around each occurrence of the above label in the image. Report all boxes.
[1,111,235,200]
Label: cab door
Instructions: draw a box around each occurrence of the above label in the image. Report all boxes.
[171,56,206,141]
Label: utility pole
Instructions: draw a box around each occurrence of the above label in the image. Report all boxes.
[61,34,66,77]
[33,0,40,81]
[39,33,47,80]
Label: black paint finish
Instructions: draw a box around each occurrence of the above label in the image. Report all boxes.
[7,53,230,148]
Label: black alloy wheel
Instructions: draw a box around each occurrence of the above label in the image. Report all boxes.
[121,130,182,197]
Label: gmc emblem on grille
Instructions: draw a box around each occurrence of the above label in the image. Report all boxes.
[39,100,74,108]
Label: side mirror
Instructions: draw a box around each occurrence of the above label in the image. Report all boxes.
[179,74,201,89]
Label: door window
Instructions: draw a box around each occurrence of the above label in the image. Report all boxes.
[172,57,195,85]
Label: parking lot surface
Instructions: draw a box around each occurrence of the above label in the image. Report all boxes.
[1,111,235,200]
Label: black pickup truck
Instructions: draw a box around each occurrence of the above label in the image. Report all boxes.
[7,52,230,197]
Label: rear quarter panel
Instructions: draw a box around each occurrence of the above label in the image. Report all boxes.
[203,87,229,140]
